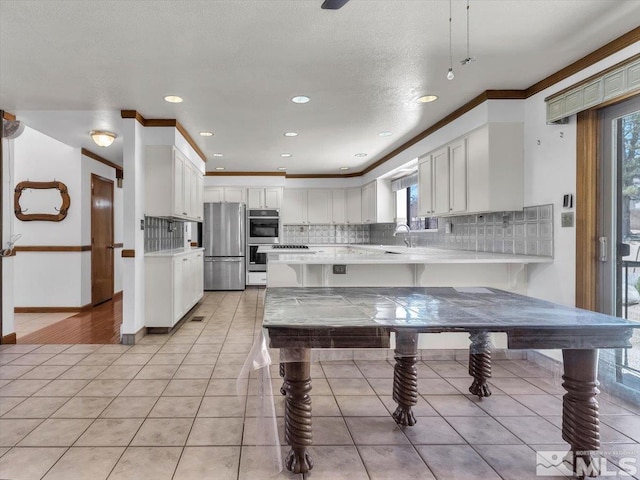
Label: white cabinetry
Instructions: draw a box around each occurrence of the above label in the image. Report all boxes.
[361,179,394,224]
[307,189,332,224]
[332,189,346,224]
[346,188,362,224]
[247,187,282,208]
[417,123,523,217]
[204,186,245,203]
[145,249,204,330]
[282,189,307,224]
[145,145,204,221]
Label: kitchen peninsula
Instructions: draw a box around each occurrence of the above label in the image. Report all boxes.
[262,245,552,292]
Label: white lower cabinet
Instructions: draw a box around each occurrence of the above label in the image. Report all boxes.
[145,250,204,330]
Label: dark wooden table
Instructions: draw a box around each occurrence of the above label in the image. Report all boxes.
[261,286,640,475]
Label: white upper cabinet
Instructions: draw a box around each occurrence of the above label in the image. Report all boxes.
[417,156,434,217]
[282,189,308,224]
[306,189,332,224]
[449,138,468,214]
[145,145,204,221]
[331,189,346,224]
[345,187,362,224]
[204,186,245,204]
[247,187,282,209]
[432,147,450,216]
[417,123,523,217]
[361,179,394,224]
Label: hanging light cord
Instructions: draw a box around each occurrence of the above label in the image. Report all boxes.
[447,0,454,80]
[461,0,475,65]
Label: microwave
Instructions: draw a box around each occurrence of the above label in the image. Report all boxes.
[247,209,280,244]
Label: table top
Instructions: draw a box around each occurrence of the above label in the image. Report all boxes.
[263,287,640,333]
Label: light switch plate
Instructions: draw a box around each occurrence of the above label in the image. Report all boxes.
[561,212,574,227]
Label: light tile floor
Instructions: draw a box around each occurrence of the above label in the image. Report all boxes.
[0,289,639,479]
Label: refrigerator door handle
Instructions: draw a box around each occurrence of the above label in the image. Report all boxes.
[205,257,243,262]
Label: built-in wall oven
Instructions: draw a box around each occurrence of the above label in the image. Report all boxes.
[247,209,280,244]
[247,245,268,272]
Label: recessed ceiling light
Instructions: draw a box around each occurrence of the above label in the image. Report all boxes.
[164,95,183,103]
[212,153,224,157]
[340,167,350,171]
[417,95,438,103]
[354,153,367,157]
[284,132,298,137]
[291,95,310,104]
[215,167,225,170]
[378,131,392,137]
[280,153,292,158]
[199,131,214,137]
[277,167,287,171]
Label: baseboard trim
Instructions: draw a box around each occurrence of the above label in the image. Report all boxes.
[15,304,92,313]
[121,326,147,345]
[1,333,17,344]
[113,291,123,301]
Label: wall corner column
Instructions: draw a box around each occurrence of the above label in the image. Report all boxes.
[121,117,146,342]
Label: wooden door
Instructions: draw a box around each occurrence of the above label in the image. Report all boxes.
[91,174,114,306]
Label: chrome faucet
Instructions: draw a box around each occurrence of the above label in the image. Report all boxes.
[393,223,412,248]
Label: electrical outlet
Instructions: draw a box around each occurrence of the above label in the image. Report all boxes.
[445,222,452,234]
[502,215,509,228]
[333,264,347,274]
[561,212,574,227]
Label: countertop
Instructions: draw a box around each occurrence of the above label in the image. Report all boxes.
[144,247,204,258]
[263,245,552,265]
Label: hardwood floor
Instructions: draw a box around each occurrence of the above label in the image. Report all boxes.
[17,296,122,344]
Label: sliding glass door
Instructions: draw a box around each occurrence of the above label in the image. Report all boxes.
[599,96,640,396]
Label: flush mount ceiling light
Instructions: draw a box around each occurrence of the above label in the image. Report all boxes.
[215,166,225,170]
[291,95,310,104]
[417,95,438,103]
[378,131,393,137]
[164,95,183,103]
[340,167,350,171]
[199,131,214,137]
[354,153,367,158]
[284,132,299,137]
[89,130,117,147]
[280,153,292,158]
[212,153,224,157]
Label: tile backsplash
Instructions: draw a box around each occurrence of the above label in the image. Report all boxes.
[282,224,370,244]
[144,216,185,252]
[370,204,554,257]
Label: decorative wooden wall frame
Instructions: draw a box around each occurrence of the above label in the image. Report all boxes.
[14,180,71,222]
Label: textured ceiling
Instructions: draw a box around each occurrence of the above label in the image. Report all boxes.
[1,0,639,174]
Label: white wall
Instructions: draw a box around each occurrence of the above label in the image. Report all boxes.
[2,137,16,336]
[13,126,84,308]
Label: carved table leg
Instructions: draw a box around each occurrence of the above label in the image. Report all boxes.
[279,362,286,396]
[392,331,419,426]
[562,349,600,477]
[468,331,492,398]
[283,348,313,474]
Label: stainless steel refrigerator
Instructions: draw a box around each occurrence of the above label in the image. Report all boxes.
[203,202,246,290]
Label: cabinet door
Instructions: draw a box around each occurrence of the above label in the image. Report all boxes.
[449,138,467,214]
[264,187,282,209]
[173,257,184,322]
[432,147,450,215]
[180,256,191,316]
[418,157,434,217]
[204,187,224,203]
[331,189,346,224]
[187,165,198,219]
[361,182,376,224]
[194,252,203,300]
[225,187,245,203]
[282,189,307,224]
[172,151,185,217]
[196,175,204,221]
[247,188,264,208]
[346,188,362,224]
[307,189,332,224]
